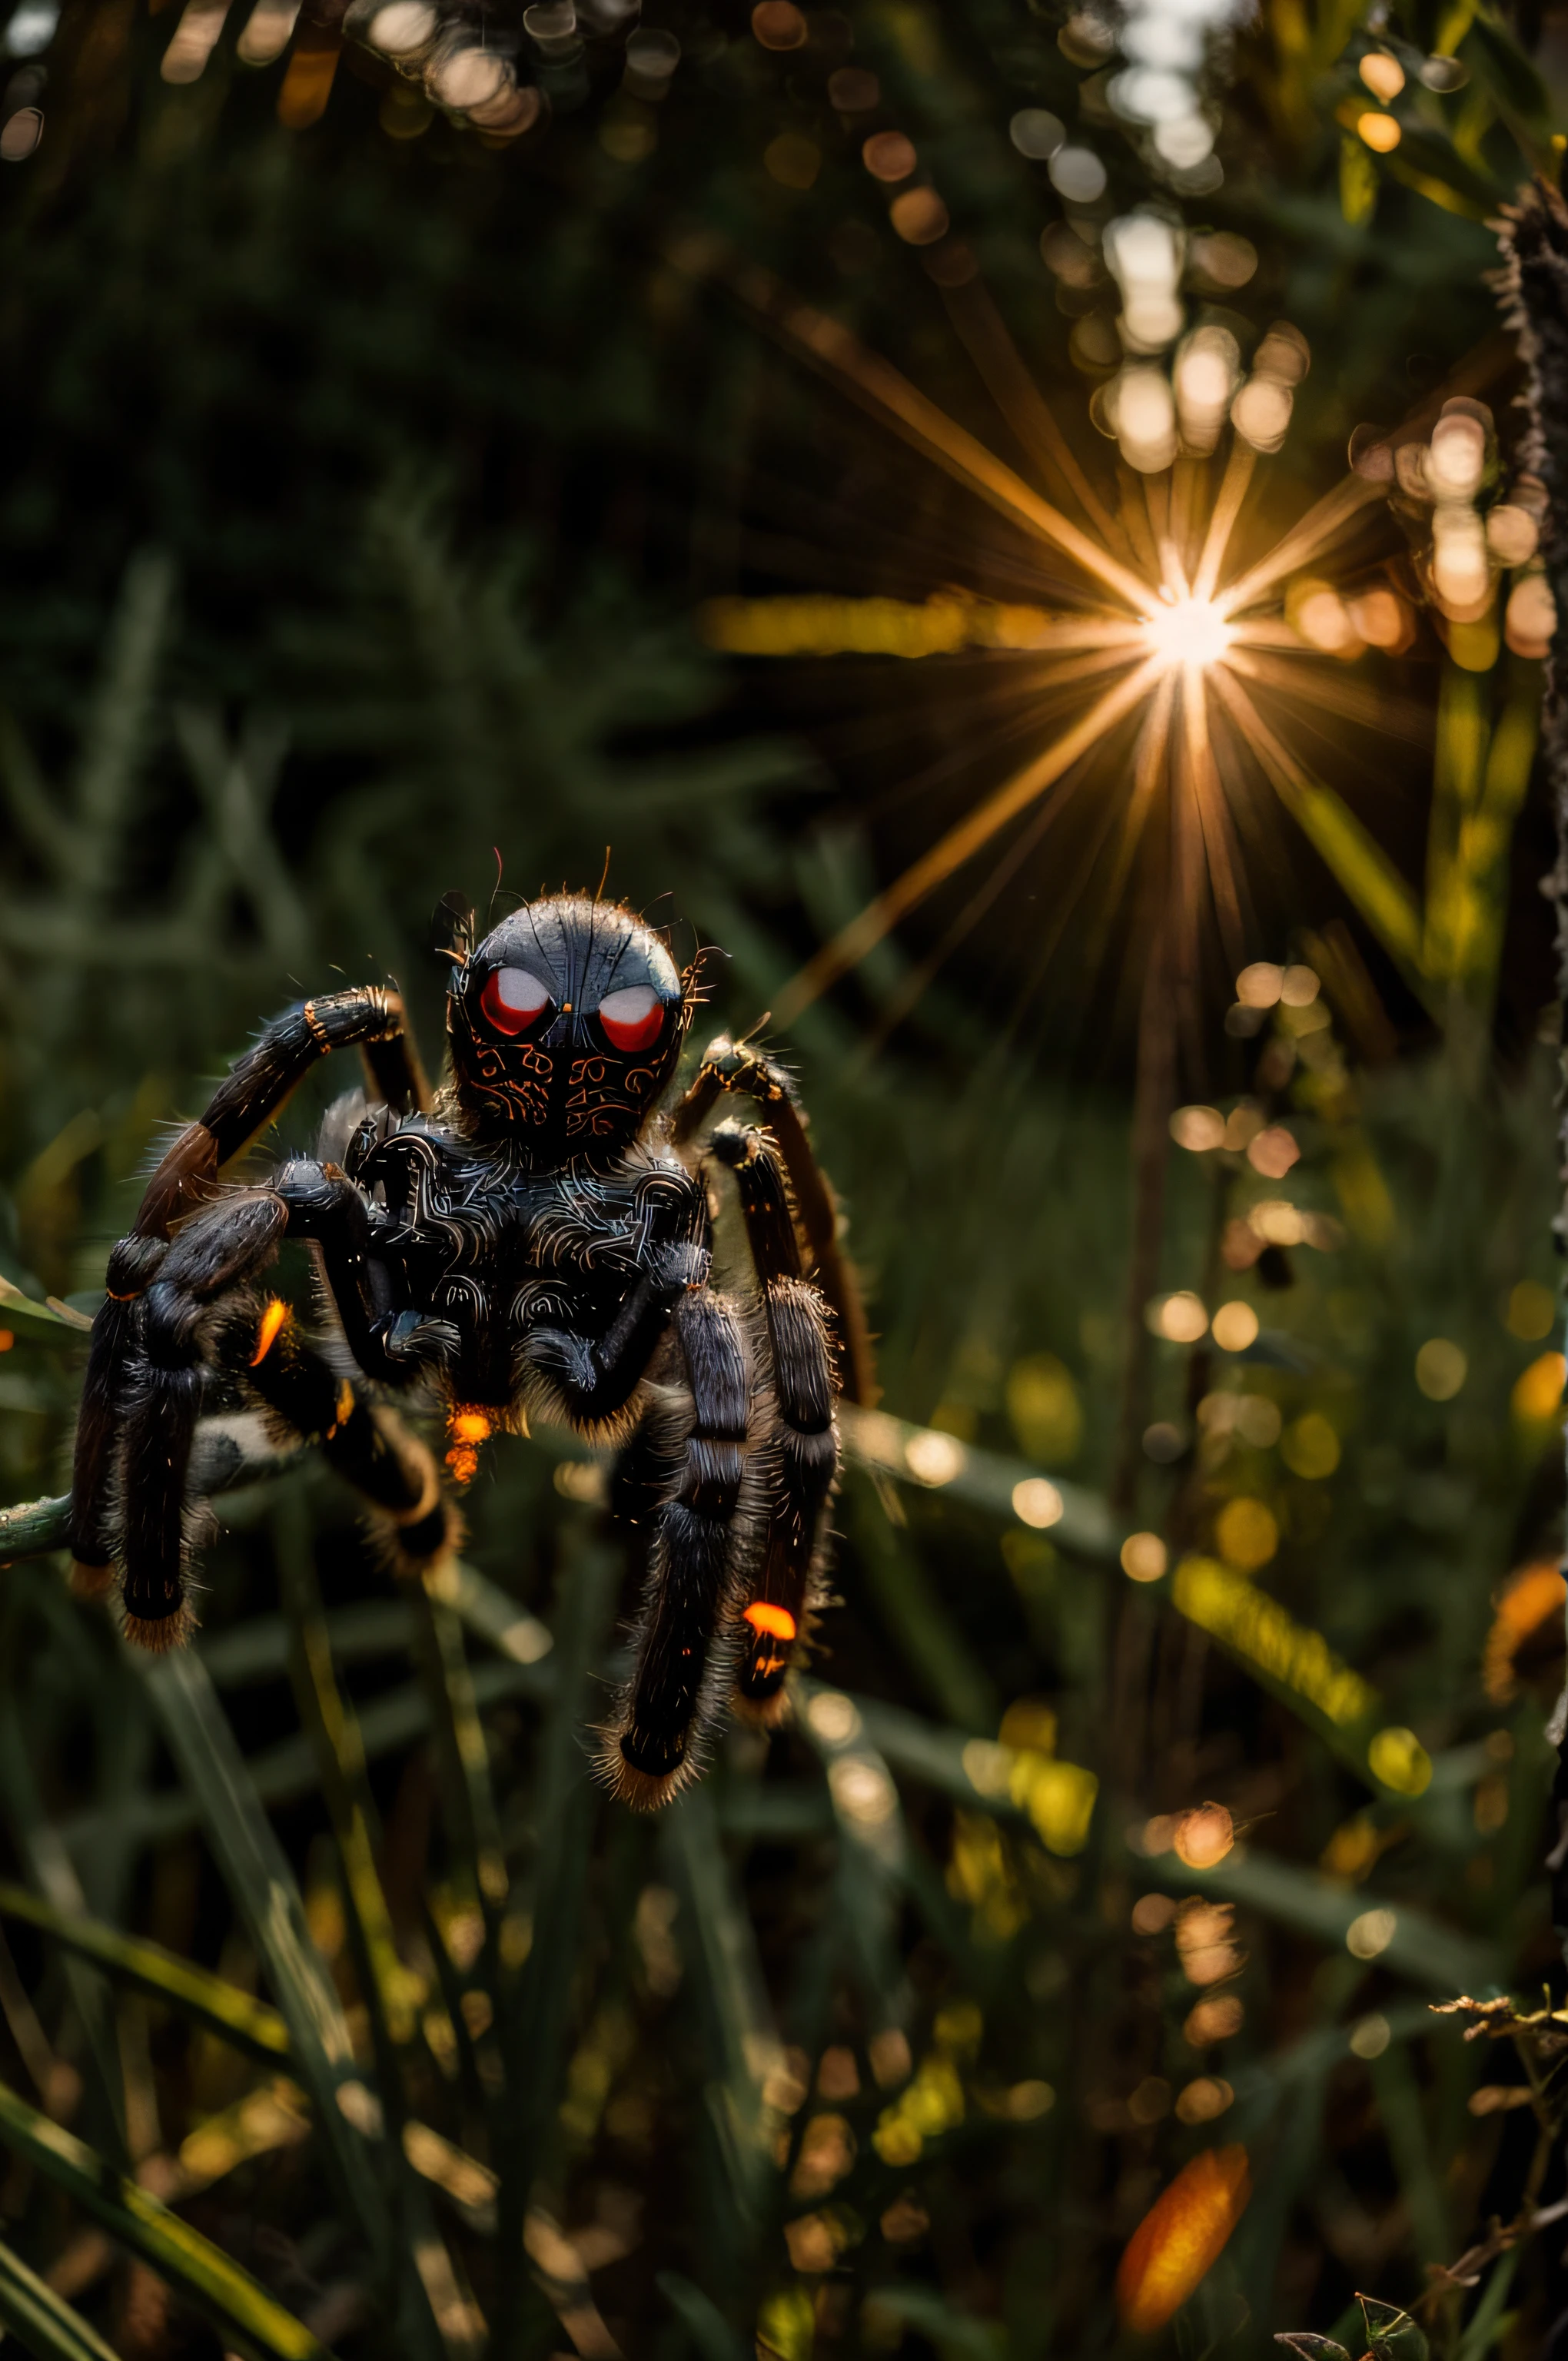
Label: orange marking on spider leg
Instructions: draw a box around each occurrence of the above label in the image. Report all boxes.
[444,1406,494,1486]
[251,1298,290,1366]
[744,1602,798,1642]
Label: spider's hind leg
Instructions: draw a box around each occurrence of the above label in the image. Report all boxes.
[709,1121,839,1723]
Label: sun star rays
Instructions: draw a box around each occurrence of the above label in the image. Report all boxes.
[675,234,1435,1040]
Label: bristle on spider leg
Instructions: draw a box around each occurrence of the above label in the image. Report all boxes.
[595,1499,744,1811]
[731,1594,804,1726]
[593,1728,710,1815]
[119,1599,202,1652]
[112,1365,208,1652]
[116,1503,207,1651]
[730,1277,839,1727]
[731,1539,835,1726]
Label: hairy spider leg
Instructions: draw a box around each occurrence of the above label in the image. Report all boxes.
[606,1393,687,1533]
[603,1288,756,1810]
[69,987,421,1588]
[269,1157,437,1389]
[116,1193,289,1644]
[709,1122,839,1719]
[671,1036,876,1406]
[117,1186,450,1645]
[211,1296,447,1569]
[357,1024,432,1124]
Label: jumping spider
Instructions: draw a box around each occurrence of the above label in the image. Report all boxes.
[69,891,869,1806]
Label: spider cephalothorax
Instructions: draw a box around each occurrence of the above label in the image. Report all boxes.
[66,885,865,1808]
[445,896,693,1157]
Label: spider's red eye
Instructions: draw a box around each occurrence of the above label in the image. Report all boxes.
[480,967,552,1035]
[598,986,665,1053]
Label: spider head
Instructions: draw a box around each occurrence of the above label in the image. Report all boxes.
[445,893,692,1156]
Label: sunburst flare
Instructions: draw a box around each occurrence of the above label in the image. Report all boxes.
[679,235,1518,1043]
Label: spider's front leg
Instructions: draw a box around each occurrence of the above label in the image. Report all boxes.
[115,1192,289,1643]
[101,1168,447,1644]
[671,1034,875,1405]
[70,985,423,1589]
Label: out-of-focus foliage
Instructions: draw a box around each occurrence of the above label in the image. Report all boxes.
[2,0,1568,2356]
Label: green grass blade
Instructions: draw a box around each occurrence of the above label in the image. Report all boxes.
[1455,2246,1523,2361]
[865,2286,1004,2361]
[0,1277,94,1337]
[1267,766,1427,992]
[663,1783,781,2227]
[273,1496,420,2055]
[0,1702,127,2160]
[795,1676,909,2031]
[407,1566,510,1921]
[1368,2041,1450,2264]
[1226,1999,1434,2124]
[425,1557,554,1670]
[128,1645,395,2276]
[849,1689,1097,1855]
[270,1493,467,2361]
[201,1602,414,1688]
[0,1881,290,2065]
[848,1474,998,1731]
[657,2270,749,2361]
[0,2230,122,2361]
[1424,659,1493,991]
[1452,658,1545,1002]
[199,1582,552,1690]
[59,1658,549,1858]
[840,1403,1120,1560]
[1143,1844,1502,1991]
[0,2077,333,2361]
[494,1529,616,2343]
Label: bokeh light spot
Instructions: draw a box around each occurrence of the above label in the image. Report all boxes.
[1211,1301,1259,1353]
[1281,1412,1340,1479]
[1357,110,1401,151]
[1368,1725,1431,1796]
[1012,1477,1065,1529]
[1415,1337,1467,1400]
[750,0,806,48]
[1214,1496,1278,1571]
[1121,1530,1168,1582]
[1346,1907,1397,1958]
[1172,1803,1234,1868]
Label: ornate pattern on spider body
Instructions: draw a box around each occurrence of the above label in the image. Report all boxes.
[68,892,858,1808]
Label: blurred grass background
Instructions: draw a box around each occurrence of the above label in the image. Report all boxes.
[4,0,1568,2355]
